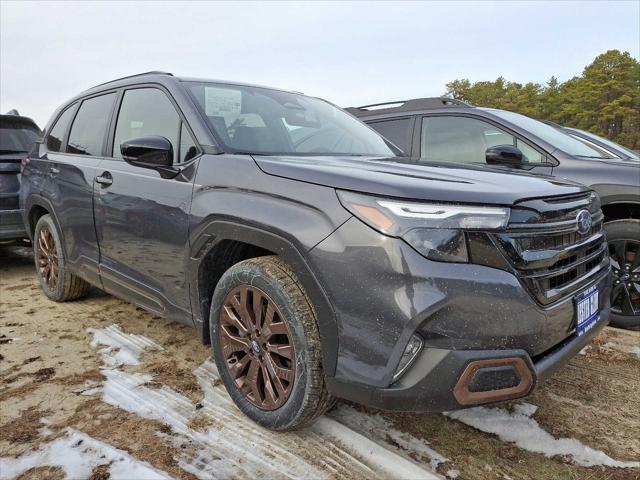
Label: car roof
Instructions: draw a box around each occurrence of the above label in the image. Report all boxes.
[345,97,474,119]
[77,71,302,100]
[0,113,40,130]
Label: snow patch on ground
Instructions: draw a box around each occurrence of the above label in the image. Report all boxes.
[602,341,640,358]
[446,403,640,468]
[329,403,448,470]
[446,469,460,479]
[0,428,171,479]
[87,324,163,367]
[86,325,439,479]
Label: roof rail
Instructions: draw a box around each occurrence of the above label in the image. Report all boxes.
[346,97,472,117]
[88,71,174,90]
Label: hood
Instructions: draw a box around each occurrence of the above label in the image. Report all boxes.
[254,155,589,205]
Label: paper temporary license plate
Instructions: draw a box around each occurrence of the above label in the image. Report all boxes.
[575,285,599,336]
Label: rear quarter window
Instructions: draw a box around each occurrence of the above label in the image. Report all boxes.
[46,106,76,152]
[367,118,413,156]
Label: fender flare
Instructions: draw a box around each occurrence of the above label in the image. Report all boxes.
[188,219,339,377]
[23,195,63,242]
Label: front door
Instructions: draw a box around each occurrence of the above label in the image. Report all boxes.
[94,87,199,321]
[419,115,554,175]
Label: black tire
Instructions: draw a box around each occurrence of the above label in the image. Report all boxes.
[33,214,90,302]
[210,255,333,430]
[605,219,640,330]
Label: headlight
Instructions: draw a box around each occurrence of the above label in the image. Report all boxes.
[337,190,510,262]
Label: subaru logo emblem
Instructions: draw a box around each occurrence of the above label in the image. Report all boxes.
[576,210,592,234]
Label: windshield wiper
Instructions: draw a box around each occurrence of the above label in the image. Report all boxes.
[233,151,266,156]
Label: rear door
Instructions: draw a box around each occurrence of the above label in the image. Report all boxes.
[41,93,117,286]
[94,86,200,320]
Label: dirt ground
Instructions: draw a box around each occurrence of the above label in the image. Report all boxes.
[1,243,639,480]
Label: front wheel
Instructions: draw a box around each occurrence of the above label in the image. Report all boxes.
[605,219,640,330]
[210,256,333,430]
[33,214,90,302]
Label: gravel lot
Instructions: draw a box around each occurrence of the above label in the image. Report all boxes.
[1,244,639,480]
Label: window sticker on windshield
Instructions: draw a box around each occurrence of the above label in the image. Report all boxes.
[204,87,241,117]
[130,121,144,129]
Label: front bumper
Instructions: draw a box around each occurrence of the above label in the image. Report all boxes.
[0,208,27,241]
[310,217,612,411]
[327,303,609,412]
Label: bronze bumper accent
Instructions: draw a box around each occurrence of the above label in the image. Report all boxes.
[453,357,534,406]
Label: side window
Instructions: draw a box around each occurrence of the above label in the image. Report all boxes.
[516,138,544,163]
[421,116,544,165]
[67,93,116,156]
[113,88,180,162]
[368,118,413,155]
[46,105,76,152]
[179,123,198,163]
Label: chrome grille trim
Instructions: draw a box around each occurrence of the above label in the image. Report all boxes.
[494,193,609,306]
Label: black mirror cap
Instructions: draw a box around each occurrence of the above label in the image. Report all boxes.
[121,136,173,169]
[486,144,524,167]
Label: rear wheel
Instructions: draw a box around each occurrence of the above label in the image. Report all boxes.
[210,256,333,430]
[605,220,640,330]
[33,214,90,301]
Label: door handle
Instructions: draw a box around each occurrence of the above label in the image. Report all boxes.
[95,172,113,187]
[49,166,60,175]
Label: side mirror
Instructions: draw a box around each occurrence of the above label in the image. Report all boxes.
[121,136,178,177]
[485,145,524,167]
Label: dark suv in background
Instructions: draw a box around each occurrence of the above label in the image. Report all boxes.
[1,110,40,241]
[21,73,610,430]
[347,98,639,329]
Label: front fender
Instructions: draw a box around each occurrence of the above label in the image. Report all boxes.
[187,154,355,377]
[187,220,340,377]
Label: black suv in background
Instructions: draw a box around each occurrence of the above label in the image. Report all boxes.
[21,73,610,430]
[347,99,639,329]
[1,111,40,241]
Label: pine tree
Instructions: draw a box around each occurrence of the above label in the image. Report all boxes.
[444,50,639,149]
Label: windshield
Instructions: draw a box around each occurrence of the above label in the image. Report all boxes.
[0,122,40,154]
[187,82,398,157]
[488,109,609,158]
[570,128,639,160]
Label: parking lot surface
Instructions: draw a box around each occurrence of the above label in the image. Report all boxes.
[1,244,639,480]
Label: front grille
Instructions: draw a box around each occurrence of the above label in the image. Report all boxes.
[494,192,609,305]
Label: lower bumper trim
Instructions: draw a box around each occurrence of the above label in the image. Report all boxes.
[453,357,533,406]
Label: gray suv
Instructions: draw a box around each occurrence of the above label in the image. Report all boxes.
[347,98,639,329]
[21,73,610,430]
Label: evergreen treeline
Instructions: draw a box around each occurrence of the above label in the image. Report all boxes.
[445,50,639,149]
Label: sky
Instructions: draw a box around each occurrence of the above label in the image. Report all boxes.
[1,0,639,127]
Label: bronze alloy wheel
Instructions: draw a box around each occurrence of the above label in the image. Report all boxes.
[218,285,295,410]
[37,225,59,291]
